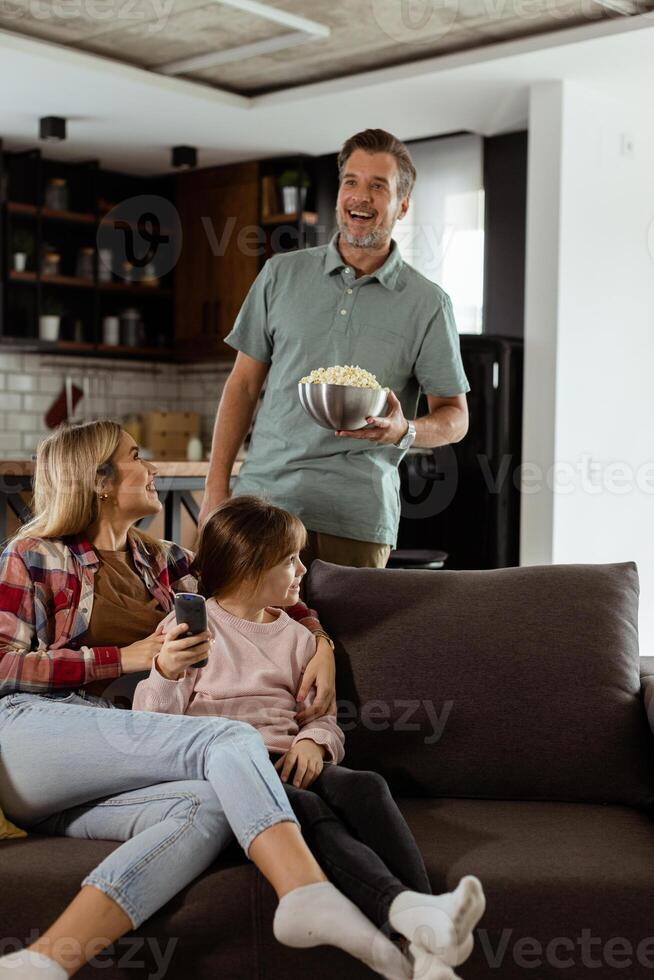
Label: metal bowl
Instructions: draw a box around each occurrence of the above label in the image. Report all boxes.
[298,382,389,431]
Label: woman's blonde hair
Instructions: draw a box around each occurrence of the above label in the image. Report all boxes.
[15,420,161,555]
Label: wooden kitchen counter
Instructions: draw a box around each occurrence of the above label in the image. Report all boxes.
[0,459,243,545]
[0,460,243,477]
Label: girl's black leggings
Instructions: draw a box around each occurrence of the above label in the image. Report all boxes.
[274,760,432,929]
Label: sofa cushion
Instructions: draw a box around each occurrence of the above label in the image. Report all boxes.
[306,561,654,806]
[0,837,259,978]
[258,798,654,980]
[401,798,654,980]
[5,799,654,980]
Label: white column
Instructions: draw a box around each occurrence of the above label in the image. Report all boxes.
[521,78,654,653]
[520,81,565,567]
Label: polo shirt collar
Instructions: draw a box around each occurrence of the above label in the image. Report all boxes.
[324,233,403,291]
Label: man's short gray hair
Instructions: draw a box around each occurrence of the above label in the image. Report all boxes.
[337,129,417,199]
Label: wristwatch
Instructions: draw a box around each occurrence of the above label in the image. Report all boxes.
[394,420,416,451]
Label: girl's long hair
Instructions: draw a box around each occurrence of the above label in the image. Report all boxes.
[14,420,161,556]
[191,495,307,599]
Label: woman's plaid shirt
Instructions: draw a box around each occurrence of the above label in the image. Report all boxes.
[0,534,321,697]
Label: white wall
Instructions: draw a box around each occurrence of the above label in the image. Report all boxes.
[522,80,654,654]
[0,353,230,460]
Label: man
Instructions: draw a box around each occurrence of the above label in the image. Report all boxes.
[199,128,470,570]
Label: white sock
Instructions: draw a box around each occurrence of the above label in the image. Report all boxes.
[273,881,411,980]
[409,942,462,980]
[0,950,68,979]
[389,876,485,965]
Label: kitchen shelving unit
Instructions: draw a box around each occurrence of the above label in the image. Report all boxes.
[0,140,176,360]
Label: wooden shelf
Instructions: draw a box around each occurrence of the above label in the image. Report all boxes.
[41,207,96,225]
[100,282,171,296]
[41,275,94,289]
[95,343,172,357]
[0,337,173,360]
[55,340,97,353]
[7,201,98,225]
[9,272,170,296]
[7,202,38,217]
[98,215,175,237]
[261,211,319,226]
[9,271,37,283]
[6,202,97,224]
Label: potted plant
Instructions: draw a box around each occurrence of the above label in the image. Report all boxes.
[39,296,64,341]
[11,228,34,273]
[277,169,311,215]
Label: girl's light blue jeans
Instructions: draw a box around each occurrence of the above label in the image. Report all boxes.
[0,692,298,928]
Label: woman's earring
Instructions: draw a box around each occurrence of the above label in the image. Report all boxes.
[99,492,109,500]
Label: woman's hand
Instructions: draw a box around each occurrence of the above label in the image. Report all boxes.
[275,740,326,789]
[120,623,166,673]
[295,636,336,725]
[156,622,212,681]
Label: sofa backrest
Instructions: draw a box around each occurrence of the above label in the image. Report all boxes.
[306,560,654,807]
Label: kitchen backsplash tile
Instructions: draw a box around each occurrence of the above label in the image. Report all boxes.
[0,353,232,460]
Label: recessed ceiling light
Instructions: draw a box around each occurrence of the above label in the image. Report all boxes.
[39,116,67,142]
[172,145,197,169]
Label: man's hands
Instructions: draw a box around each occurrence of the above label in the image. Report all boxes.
[335,389,407,445]
[155,621,212,680]
[275,740,326,789]
[295,636,336,725]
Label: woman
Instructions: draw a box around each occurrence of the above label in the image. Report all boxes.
[0,421,412,980]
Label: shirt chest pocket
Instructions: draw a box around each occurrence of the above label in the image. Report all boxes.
[352,324,412,391]
[36,587,76,638]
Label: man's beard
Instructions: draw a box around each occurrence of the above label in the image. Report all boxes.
[336,208,394,249]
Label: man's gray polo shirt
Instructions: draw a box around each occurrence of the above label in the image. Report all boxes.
[224,234,470,547]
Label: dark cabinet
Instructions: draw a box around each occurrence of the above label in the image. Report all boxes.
[174,162,261,359]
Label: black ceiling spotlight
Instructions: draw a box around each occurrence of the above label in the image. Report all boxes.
[39,116,67,142]
[172,145,197,169]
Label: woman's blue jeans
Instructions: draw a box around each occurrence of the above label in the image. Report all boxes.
[0,693,298,928]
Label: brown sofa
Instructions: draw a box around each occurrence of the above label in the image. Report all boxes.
[2,560,654,979]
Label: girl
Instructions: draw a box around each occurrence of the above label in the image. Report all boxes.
[133,495,486,980]
[0,421,407,980]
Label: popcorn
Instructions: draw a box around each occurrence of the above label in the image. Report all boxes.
[299,365,384,389]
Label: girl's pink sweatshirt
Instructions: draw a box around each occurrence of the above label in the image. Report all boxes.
[132,598,344,763]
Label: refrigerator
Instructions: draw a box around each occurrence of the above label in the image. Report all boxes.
[396,335,523,569]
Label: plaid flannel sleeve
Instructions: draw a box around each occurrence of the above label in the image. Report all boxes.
[285,600,325,636]
[0,545,121,696]
[166,543,198,595]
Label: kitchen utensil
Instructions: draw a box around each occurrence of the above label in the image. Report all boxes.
[120,308,144,347]
[45,382,84,429]
[76,247,95,281]
[44,178,68,211]
[98,249,113,282]
[41,247,61,277]
[102,316,120,345]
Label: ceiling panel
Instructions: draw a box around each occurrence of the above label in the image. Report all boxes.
[0,0,650,95]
